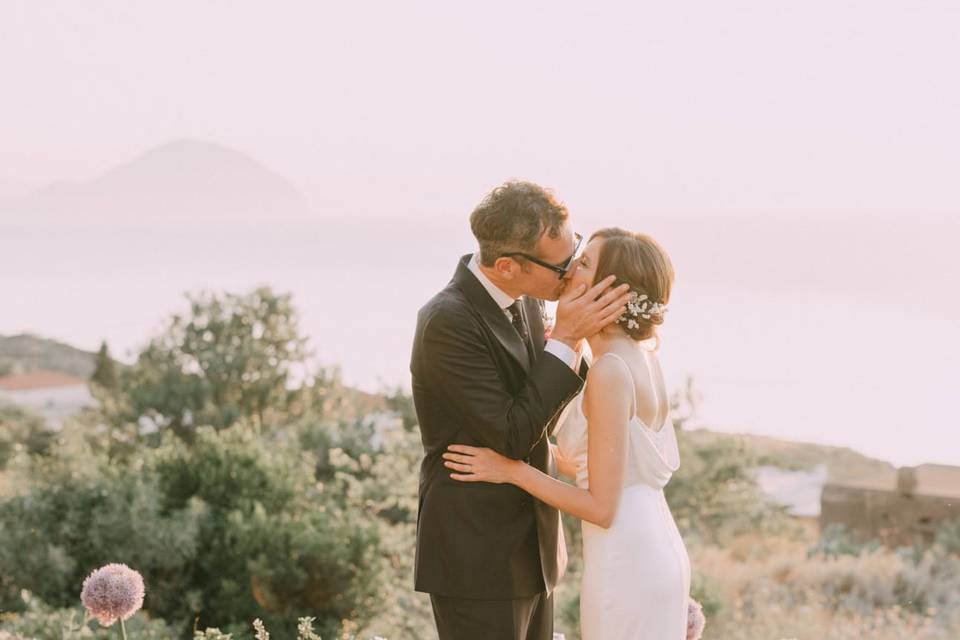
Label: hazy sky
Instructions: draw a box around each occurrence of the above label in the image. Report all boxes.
[2,1,959,217]
[2,2,958,466]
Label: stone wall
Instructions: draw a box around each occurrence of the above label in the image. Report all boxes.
[820,481,960,547]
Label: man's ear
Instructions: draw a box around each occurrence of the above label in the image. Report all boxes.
[493,256,518,280]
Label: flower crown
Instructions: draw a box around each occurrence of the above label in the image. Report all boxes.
[617,291,668,330]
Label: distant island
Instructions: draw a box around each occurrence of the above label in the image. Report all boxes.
[0,138,311,226]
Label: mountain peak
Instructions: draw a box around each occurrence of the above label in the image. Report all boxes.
[6,139,311,225]
[109,138,278,176]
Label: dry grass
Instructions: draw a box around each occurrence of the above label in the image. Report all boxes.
[691,531,960,640]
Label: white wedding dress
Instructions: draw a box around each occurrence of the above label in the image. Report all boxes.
[555,351,691,639]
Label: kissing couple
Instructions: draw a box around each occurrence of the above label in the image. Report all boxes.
[410,181,696,639]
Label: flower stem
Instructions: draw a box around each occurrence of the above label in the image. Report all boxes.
[120,618,128,640]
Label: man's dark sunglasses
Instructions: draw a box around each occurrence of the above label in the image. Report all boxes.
[502,232,584,279]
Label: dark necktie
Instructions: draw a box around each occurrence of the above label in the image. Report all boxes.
[506,300,529,341]
[507,300,536,364]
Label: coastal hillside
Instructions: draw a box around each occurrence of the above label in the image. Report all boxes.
[686,428,896,483]
[0,333,104,378]
[1,333,902,480]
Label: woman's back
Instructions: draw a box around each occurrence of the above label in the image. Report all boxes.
[556,346,679,491]
[564,348,690,639]
[625,345,670,434]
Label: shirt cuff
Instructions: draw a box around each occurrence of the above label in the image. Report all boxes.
[544,338,577,370]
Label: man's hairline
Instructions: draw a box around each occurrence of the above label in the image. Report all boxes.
[477,220,573,267]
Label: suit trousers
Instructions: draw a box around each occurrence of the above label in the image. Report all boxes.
[429,591,553,640]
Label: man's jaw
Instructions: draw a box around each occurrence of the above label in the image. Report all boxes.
[542,285,566,302]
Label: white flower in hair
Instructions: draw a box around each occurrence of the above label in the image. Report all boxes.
[616,290,668,328]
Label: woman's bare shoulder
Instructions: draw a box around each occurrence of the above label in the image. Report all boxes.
[582,354,633,420]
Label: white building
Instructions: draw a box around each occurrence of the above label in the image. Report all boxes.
[0,369,95,428]
[754,464,829,519]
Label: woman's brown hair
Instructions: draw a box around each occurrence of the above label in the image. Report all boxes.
[589,228,675,344]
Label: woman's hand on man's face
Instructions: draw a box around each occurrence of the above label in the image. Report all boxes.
[551,275,631,348]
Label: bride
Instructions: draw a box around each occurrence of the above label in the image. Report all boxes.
[442,228,691,639]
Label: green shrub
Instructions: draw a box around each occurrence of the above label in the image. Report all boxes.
[808,523,882,560]
[936,518,960,556]
[0,427,203,619]
[0,403,54,469]
[665,379,792,546]
[0,590,175,639]
[118,287,311,439]
[0,418,386,639]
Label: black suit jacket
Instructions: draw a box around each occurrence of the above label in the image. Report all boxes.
[410,255,584,599]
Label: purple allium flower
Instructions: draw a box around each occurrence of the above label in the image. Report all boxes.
[686,597,706,640]
[80,563,145,627]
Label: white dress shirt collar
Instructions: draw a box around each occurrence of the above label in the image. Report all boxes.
[467,253,518,310]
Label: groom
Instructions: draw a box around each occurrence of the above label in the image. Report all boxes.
[410,181,630,640]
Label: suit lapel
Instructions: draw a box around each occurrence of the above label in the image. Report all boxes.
[452,255,531,372]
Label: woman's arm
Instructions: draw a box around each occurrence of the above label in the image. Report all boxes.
[444,356,630,528]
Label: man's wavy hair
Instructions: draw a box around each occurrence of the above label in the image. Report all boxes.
[469,181,569,267]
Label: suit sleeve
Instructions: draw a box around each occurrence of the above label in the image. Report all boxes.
[420,306,584,460]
